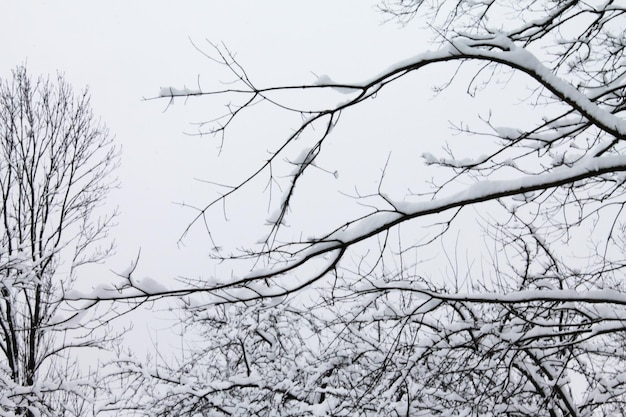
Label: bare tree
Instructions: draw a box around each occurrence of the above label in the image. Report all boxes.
[0,66,119,416]
[115,0,626,416]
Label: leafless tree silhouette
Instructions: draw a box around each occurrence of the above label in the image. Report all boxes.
[0,66,119,417]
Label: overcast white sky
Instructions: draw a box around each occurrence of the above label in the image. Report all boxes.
[1,2,489,349]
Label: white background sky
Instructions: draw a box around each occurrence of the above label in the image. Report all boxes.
[0,2,496,351]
